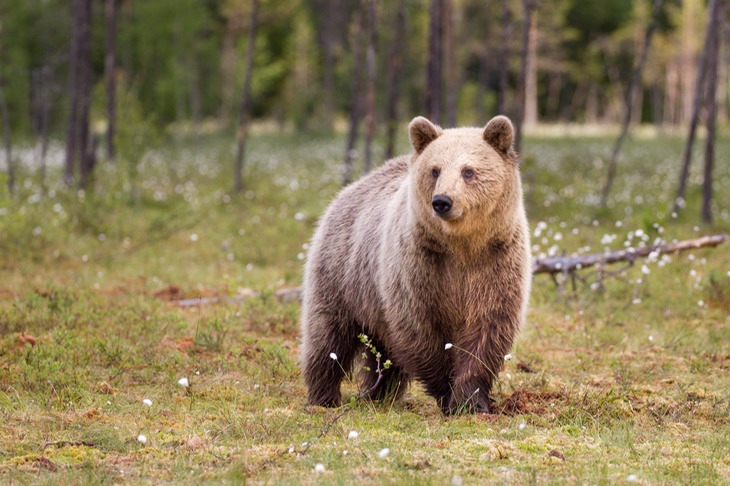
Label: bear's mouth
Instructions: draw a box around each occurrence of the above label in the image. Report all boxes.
[434,209,464,223]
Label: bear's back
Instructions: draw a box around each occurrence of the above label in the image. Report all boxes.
[303,156,411,321]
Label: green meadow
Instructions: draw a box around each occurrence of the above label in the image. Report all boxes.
[1,131,729,484]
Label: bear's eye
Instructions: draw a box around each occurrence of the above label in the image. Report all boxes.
[431,168,440,179]
[462,168,475,181]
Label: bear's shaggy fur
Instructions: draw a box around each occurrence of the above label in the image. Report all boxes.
[299,115,531,414]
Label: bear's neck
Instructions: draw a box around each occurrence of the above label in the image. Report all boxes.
[414,203,525,263]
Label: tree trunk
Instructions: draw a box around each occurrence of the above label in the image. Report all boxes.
[523,10,538,128]
[497,0,511,115]
[546,73,562,120]
[702,0,723,224]
[444,0,457,127]
[221,20,237,121]
[600,0,663,208]
[674,0,721,215]
[514,0,537,154]
[104,0,117,161]
[384,0,407,160]
[363,0,377,174]
[0,84,12,194]
[651,81,663,131]
[426,0,443,124]
[36,66,50,186]
[321,0,335,131]
[664,61,679,125]
[233,0,259,193]
[343,9,366,185]
[65,0,83,186]
[584,83,599,123]
[681,0,699,124]
[78,0,93,189]
[188,55,202,138]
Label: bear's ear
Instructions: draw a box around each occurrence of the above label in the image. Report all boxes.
[483,115,514,154]
[409,116,442,154]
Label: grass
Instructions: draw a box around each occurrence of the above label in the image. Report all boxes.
[1,128,729,484]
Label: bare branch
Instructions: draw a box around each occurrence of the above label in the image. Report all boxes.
[532,234,727,275]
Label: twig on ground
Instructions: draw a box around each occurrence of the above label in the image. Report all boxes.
[41,440,95,451]
[300,337,387,456]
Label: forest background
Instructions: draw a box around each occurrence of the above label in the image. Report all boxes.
[0,0,725,201]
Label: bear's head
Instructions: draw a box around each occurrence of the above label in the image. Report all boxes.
[408,115,523,246]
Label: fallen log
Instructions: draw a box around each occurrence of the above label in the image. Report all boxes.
[531,233,727,275]
[175,234,727,306]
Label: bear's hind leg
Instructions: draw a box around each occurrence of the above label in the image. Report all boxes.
[301,312,359,407]
[358,337,409,402]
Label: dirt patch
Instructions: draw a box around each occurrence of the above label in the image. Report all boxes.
[153,285,185,301]
[493,389,567,416]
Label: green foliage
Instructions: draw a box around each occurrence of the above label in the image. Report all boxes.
[0,0,705,142]
[565,0,634,43]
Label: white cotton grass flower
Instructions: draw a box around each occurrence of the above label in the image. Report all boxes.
[137,434,147,444]
[142,398,152,407]
[329,352,338,360]
[627,474,638,482]
[444,343,453,350]
[314,463,325,473]
[348,430,359,440]
[518,422,527,430]
[452,475,464,486]
[178,377,189,387]
[504,353,513,362]
[378,448,390,459]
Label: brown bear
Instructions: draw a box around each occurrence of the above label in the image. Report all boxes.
[299,115,531,414]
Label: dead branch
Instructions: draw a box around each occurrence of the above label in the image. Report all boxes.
[532,234,727,275]
[41,440,95,451]
[172,234,727,307]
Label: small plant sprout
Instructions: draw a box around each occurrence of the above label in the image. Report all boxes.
[302,335,394,455]
[314,463,325,473]
[445,343,453,350]
[142,398,152,407]
[178,377,189,387]
[137,434,147,444]
[378,448,390,459]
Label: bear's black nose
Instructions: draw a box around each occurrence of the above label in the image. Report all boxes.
[432,195,453,216]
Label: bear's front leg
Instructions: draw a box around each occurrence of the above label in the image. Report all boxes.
[447,309,520,414]
[300,309,360,407]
